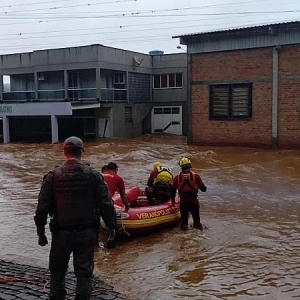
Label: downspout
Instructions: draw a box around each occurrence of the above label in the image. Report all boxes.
[272,45,280,148]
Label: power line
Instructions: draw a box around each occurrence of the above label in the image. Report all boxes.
[2,0,136,15]
[0,15,288,42]
[0,0,72,9]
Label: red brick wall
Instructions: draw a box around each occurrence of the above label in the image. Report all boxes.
[278,46,300,148]
[191,48,273,147]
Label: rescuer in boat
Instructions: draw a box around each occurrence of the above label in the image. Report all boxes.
[173,157,207,231]
[145,161,176,206]
[101,164,108,173]
[102,162,130,210]
[34,136,116,300]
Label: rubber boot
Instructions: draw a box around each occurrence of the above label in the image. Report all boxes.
[180,223,188,231]
[193,221,203,231]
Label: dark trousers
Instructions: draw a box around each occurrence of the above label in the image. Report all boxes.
[49,229,96,300]
[146,184,176,204]
[179,200,202,230]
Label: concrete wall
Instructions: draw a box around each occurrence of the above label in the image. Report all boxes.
[152,53,187,103]
[191,48,273,147]
[110,103,152,138]
[0,45,153,74]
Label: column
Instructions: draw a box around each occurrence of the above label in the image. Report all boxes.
[34,72,38,101]
[0,74,3,102]
[64,70,68,100]
[3,116,10,143]
[51,115,59,143]
[96,66,101,101]
[272,46,280,148]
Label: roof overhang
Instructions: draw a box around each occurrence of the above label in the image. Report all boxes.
[71,103,101,110]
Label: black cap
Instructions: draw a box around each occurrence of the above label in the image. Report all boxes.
[63,136,85,152]
[107,162,118,170]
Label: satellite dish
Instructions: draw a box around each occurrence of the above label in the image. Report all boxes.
[132,56,143,69]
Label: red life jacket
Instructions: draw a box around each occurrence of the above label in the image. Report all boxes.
[178,171,198,196]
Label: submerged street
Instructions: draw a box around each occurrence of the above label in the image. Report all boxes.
[0,134,300,300]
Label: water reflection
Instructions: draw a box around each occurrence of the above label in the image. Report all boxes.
[0,135,300,299]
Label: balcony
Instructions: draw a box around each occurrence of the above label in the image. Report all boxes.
[100,88,127,102]
[68,88,97,101]
[38,90,65,101]
[3,91,35,102]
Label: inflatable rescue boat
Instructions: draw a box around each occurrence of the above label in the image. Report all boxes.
[112,187,180,236]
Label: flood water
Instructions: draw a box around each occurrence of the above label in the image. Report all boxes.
[0,134,300,300]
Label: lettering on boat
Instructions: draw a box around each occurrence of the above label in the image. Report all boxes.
[137,208,172,220]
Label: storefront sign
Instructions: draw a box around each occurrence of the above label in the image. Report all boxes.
[0,105,12,115]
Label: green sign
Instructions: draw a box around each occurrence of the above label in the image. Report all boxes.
[0,106,12,114]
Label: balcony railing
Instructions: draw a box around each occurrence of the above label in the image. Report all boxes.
[2,88,128,102]
[38,90,65,101]
[3,91,35,102]
[68,88,97,100]
[100,88,127,102]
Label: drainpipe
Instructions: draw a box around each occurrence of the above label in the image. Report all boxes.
[272,45,280,148]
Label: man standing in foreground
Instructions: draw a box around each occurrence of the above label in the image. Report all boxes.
[173,157,207,231]
[34,136,116,300]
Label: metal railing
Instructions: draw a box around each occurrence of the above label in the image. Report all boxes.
[38,90,65,101]
[68,88,97,100]
[100,88,127,102]
[2,91,35,101]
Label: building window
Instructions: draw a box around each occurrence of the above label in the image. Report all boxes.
[114,72,125,84]
[153,73,183,89]
[125,107,133,122]
[209,84,252,120]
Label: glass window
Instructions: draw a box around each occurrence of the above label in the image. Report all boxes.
[161,75,168,88]
[154,75,160,89]
[172,107,180,114]
[210,84,252,120]
[154,107,163,114]
[169,74,175,87]
[163,107,172,114]
[125,107,133,122]
[153,73,183,89]
[175,73,183,87]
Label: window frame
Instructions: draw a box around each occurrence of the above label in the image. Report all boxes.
[209,83,252,120]
[125,106,133,122]
[153,73,183,89]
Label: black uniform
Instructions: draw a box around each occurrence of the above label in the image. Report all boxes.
[34,160,116,300]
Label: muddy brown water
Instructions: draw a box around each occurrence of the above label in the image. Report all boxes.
[0,134,300,300]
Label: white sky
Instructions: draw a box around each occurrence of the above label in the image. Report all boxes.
[0,0,299,55]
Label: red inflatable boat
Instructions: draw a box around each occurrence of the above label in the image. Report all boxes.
[112,187,180,236]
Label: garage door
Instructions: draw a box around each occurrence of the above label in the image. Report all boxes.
[152,106,182,135]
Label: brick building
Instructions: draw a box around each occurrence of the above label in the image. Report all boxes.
[175,21,300,148]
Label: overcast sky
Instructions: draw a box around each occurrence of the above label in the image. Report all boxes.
[0,0,299,55]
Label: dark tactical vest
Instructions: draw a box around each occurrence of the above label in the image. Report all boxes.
[52,162,97,228]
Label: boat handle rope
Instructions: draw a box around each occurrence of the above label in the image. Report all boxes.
[116,208,131,237]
